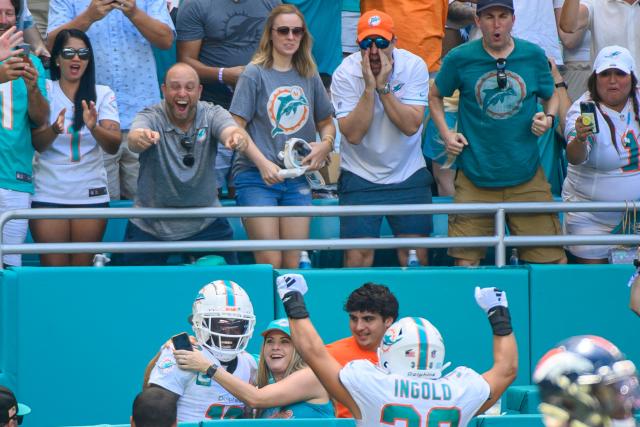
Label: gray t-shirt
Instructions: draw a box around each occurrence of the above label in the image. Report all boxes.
[230,63,334,175]
[176,0,280,108]
[130,101,236,240]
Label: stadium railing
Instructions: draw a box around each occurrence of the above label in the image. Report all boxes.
[1,201,640,268]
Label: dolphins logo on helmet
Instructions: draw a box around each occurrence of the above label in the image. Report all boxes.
[378,317,450,378]
[191,280,256,362]
[533,335,640,427]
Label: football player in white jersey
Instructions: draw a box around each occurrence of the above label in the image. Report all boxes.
[276,273,518,427]
[147,279,257,422]
[534,335,640,427]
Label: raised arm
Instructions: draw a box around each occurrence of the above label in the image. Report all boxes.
[474,287,518,415]
[559,0,589,34]
[47,1,118,51]
[120,0,174,49]
[276,274,363,419]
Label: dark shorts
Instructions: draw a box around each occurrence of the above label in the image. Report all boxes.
[338,168,433,238]
[119,218,238,266]
[31,201,110,208]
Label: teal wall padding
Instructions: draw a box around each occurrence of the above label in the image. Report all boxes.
[529,264,639,373]
[0,265,274,427]
[275,267,531,386]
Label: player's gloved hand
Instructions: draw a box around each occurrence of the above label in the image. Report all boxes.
[474,286,509,313]
[475,286,512,336]
[276,273,309,300]
[276,273,309,319]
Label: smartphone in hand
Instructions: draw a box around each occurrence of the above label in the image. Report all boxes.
[171,332,193,351]
[579,101,599,134]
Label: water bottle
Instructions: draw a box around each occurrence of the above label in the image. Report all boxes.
[93,253,111,267]
[509,248,519,266]
[407,249,420,267]
[298,250,312,269]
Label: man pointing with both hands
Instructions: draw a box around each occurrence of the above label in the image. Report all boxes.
[121,63,269,266]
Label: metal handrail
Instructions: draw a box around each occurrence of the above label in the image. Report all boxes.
[0,201,638,268]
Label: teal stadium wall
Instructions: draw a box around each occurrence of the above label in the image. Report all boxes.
[0,264,638,426]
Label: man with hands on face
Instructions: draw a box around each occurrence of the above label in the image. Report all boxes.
[0,0,48,268]
[331,10,433,268]
[47,0,175,201]
[429,0,567,267]
[121,63,271,266]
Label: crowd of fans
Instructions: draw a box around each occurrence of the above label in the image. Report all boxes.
[0,0,638,269]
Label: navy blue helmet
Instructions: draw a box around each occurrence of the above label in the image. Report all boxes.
[533,335,640,427]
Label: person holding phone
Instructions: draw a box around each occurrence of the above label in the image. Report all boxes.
[147,280,257,422]
[562,45,640,264]
[229,4,335,269]
[30,29,121,266]
[174,318,333,419]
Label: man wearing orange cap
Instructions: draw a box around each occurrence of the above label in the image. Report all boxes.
[331,10,432,268]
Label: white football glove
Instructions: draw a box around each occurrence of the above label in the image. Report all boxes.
[475,286,508,313]
[276,273,309,300]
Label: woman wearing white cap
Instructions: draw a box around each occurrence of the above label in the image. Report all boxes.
[562,45,640,264]
[174,318,333,419]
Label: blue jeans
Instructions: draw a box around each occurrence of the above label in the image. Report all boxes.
[119,218,238,266]
[234,168,312,207]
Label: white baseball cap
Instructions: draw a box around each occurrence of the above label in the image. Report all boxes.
[593,45,636,75]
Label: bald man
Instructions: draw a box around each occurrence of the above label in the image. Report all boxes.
[123,63,271,265]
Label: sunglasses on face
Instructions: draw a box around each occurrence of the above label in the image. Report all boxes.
[180,137,195,167]
[358,37,391,50]
[496,58,507,89]
[273,26,305,37]
[60,47,90,60]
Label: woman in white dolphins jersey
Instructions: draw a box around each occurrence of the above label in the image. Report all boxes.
[562,45,640,263]
[30,29,121,266]
[229,4,335,269]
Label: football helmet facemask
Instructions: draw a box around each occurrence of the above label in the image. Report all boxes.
[533,335,640,427]
[378,317,450,378]
[191,280,256,362]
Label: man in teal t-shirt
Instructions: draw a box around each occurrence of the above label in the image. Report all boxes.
[429,0,566,266]
[0,0,49,267]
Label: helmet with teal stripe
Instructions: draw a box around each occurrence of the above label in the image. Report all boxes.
[192,279,256,362]
[378,317,450,378]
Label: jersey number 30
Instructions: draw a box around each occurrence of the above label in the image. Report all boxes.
[381,404,461,427]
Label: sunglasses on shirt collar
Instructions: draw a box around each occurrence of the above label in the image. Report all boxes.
[496,58,507,89]
[180,136,195,167]
[358,37,391,50]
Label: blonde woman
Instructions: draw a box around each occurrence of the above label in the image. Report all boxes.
[174,318,333,419]
[229,4,336,269]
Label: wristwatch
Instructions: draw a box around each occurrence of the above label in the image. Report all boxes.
[554,81,568,89]
[205,364,218,378]
[376,82,391,95]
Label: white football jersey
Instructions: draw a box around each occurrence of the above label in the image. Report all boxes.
[563,90,640,205]
[340,360,490,427]
[32,80,119,204]
[149,346,257,422]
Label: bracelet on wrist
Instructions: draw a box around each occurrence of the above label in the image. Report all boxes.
[218,67,225,84]
[554,81,568,89]
[321,135,335,151]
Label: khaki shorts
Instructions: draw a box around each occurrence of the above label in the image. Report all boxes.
[448,168,565,263]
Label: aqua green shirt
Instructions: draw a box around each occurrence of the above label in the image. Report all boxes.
[0,54,47,193]
[436,38,554,187]
[342,0,360,12]
[261,400,335,419]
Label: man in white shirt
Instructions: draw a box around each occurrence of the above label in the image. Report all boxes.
[559,0,639,67]
[332,9,432,268]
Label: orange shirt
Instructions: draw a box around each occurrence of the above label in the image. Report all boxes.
[361,0,448,72]
[326,336,378,418]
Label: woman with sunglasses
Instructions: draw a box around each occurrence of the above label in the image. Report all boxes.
[30,29,121,266]
[562,46,640,264]
[229,4,336,269]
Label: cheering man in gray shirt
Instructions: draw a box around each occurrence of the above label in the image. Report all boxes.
[122,63,271,265]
